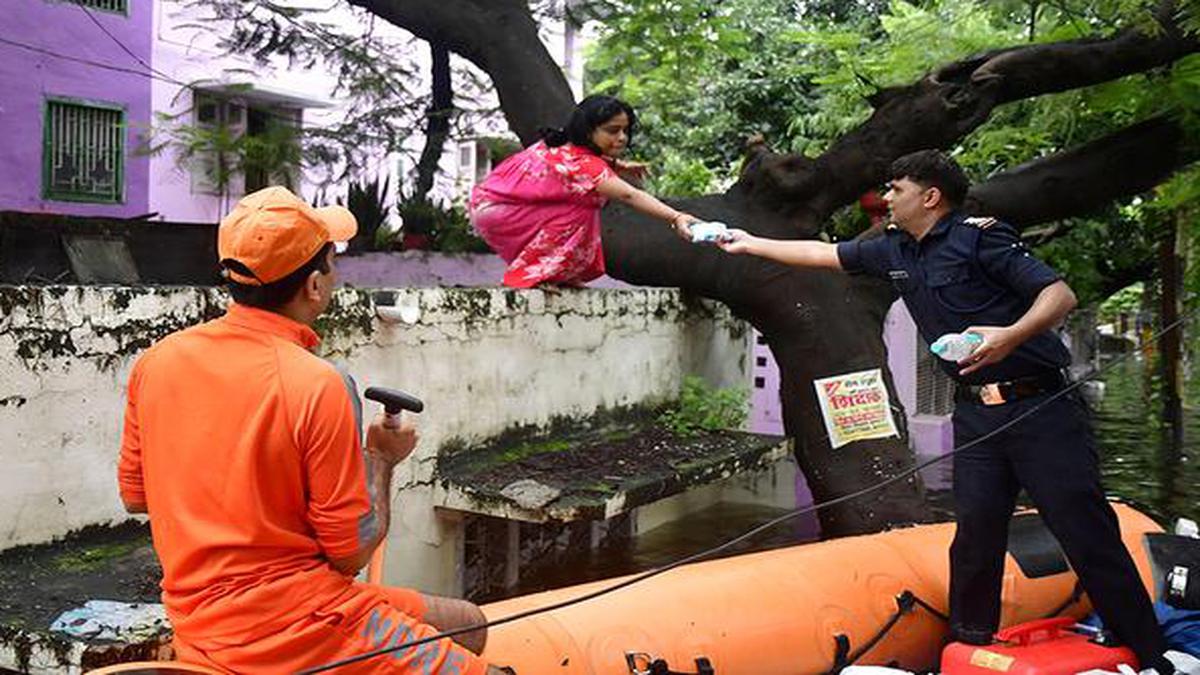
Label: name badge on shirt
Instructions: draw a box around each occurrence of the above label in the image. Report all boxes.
[887,270,910,292]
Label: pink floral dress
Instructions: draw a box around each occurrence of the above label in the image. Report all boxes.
[469,141,615,288]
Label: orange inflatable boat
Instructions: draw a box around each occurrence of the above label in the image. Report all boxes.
[479,503,1162,674]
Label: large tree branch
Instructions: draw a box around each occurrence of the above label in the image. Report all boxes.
[736,14,1199,231]
[348,0,575,143]
[964,116,1196,225]
[1098,258,1159,299]
[940,19,1194,105]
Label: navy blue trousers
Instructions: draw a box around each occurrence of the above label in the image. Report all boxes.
[948,391,1169,670]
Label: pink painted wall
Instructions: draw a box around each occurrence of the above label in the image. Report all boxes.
[749,300,934,435]
[337,251,633,289]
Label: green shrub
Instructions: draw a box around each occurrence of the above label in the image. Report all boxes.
[432,206,492,254]
[659,375,749,436]
[394,193,493,254]
[645,151,718,197]
[478,136,521,164]
[341,175,392,253]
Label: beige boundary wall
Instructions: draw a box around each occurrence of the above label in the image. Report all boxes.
[0,285,758,594]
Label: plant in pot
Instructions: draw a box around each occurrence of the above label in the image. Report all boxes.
[339,174,393,254]
[395,192,442,251]
[432,204,493,254]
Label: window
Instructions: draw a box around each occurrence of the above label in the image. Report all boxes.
[456,140,495,193]
[190,92,245,195]
[474,144,492,184]
[74,0,127,13]
[242,106,300,193]
[190,92,299,195]
[43,98,125,203]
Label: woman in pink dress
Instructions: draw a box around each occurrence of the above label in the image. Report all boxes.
[469,95,699,288]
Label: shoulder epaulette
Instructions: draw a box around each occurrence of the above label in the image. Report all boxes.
[963,216,998,230]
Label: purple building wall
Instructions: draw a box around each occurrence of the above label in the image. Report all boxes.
[0,0,152,217]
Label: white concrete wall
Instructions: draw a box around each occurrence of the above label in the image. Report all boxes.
[0,285,749,594]
[0,285,227,548]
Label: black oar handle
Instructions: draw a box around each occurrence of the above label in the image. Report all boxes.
[363,387,424,415]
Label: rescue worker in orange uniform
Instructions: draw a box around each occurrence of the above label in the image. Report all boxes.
[118,186,511,674]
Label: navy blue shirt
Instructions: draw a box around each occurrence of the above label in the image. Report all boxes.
[836,211,1070,384]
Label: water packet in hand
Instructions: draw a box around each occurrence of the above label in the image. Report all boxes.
[691,221,731,243]
[930,332,983,361]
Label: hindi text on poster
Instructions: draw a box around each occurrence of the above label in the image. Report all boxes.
[813,368,899,449]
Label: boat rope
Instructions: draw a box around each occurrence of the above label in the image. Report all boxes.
[299,306,1197,674]
[826,589,949,674]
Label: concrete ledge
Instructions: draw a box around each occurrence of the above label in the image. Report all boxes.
[434,409,792,523]
[0,522,166,674]
[0,635,172,675]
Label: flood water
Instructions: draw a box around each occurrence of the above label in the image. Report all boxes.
[1092,354,1200,526]
[510,350,1200,600]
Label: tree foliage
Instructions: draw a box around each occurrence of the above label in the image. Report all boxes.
[588,0,1200,304]
[585,0,819,195]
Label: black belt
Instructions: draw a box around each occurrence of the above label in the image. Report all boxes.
[955,370,1068,406]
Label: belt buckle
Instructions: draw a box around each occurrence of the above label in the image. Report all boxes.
[979,383,1006,405]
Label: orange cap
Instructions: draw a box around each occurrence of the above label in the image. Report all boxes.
[218,186,358,285]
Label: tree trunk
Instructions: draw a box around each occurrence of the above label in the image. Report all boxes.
[414,41,453,202]
[349,0,576,143]
[1159,218,1184,453]
[602,191,931,535]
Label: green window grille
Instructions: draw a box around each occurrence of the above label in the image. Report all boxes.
[43,99,125,204]
[76,0,128,13]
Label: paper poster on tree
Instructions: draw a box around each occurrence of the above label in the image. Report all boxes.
[813,368,899,449]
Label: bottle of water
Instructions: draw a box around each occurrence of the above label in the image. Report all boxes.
[930,332,983,361]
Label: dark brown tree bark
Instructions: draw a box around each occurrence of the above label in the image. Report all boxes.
[964,117,1192,225]
[356,0,1200,536]
[347,0,576,143]
[1159,219,1185,453]
[414,41,453,201]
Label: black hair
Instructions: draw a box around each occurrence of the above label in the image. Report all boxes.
[224,242,334,310]
[540,94,637,154]
[888,150,970,207]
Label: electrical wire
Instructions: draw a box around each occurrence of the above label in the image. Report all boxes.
[0,32,406,148]
[58,0,512,170]
[71,0,171,83]
[299,305,1198,673]
[0,35,173,81]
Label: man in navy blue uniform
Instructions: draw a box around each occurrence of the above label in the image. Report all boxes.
[713,150,1172,672]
